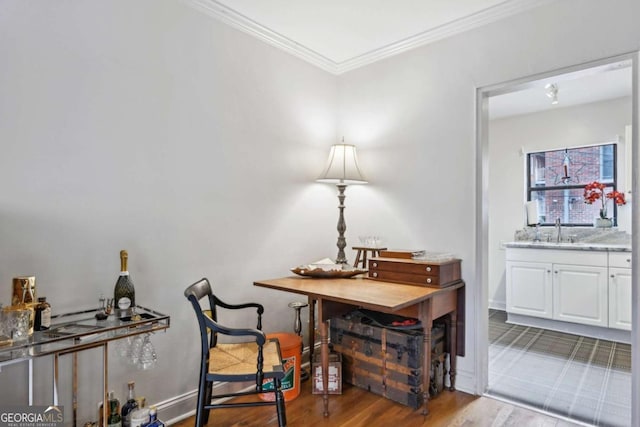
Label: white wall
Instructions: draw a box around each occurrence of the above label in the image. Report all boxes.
[488,97,632,309]
[0,0,339,422]
[336,0,640,394]
[2,0,640,422]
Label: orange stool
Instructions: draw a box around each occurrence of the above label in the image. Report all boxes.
[260,333,302,401]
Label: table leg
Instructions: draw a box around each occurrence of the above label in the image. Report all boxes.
[419,300,433,416]
[53,353,59,406]
[320,317,330,417]
[449,311,457,391]
[103,343,108,426]
[28,359,33,405]
[308,297,316,365]
[73,353,78,427]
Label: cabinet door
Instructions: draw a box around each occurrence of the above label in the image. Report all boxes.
[609,267,632,330]
[506,261,553,319]
[553,264,608,327]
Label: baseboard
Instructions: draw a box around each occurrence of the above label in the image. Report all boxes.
[451,368,476,395]
[488,300,506,311]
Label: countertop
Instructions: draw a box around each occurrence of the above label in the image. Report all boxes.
[504,241,631,252]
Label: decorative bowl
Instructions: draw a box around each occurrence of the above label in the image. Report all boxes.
[290,266,367,278]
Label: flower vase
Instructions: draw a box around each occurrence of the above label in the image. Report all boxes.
[594,217,613,228]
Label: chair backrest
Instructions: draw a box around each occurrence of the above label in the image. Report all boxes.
[184,278,217,358]
[184,277,266,350]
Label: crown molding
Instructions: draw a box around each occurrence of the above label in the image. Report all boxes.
[183,0,555,75]
[184,0,339,73]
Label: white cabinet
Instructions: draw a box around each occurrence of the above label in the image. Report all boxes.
[505,248,610,328]
[553,264,608,327]
[506,261,553,319]
[608,252,632,330]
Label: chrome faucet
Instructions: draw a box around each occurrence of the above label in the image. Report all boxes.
[555,218,562,243]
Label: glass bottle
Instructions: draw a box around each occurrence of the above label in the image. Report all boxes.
[141,406,164,427]
[121,381,138,427]
[129,397,149,427]
[107,391,122,427]
[34,297,51,331]
[114,250,136,316]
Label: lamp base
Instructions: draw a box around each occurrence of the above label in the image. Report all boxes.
[335,184,348,264]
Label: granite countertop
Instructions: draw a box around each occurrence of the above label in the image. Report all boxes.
[507,227,631,252]
[504,241,631,252]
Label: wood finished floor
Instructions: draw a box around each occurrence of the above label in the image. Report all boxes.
[172,380,582,427]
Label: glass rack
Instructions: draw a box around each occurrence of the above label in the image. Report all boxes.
[0,305,170,364]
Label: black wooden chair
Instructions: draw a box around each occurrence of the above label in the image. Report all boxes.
[184,278,287,427]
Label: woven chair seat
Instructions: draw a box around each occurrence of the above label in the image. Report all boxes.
[210,339,281,376]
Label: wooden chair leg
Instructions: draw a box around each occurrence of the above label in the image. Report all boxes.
[195,376,208,427]
[202,380,213,425]
[274,379,287,427]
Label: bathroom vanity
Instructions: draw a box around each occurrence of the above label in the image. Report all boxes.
[504,241,631,343]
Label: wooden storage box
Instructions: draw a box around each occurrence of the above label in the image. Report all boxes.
[312,352,342,395]
[330,310,446,409]
[368,257,461,288]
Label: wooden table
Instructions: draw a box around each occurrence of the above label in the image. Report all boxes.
[254,276,465,417]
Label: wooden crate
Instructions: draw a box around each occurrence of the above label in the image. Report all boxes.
[368,257,461,288]
[330,310,446,409]
[312,352,342,395]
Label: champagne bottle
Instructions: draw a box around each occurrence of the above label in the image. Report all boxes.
[107,391,122,427]
[114,250,136,315]
[121,381,138,427]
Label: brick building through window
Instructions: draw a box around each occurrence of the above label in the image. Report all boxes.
[527,144,617,226]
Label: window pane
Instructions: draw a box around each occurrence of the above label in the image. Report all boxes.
[531,187,617,224]
[601,145,614,181]
[528,145,615,187]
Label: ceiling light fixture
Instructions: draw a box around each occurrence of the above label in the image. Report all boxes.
[545,83,559,105]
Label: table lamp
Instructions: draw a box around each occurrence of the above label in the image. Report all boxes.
[317,142,367,264]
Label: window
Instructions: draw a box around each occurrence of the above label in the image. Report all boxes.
[527,144,618,226]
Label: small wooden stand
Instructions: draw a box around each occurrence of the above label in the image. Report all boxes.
[352,246,387,268]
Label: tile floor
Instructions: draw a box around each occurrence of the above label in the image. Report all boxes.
[487,310,631,427]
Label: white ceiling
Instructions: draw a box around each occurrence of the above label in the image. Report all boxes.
[489,61,632,119]
[186,0,553,74]
[185,0,632,116]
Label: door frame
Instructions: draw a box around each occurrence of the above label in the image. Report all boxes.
[474,51,640,425]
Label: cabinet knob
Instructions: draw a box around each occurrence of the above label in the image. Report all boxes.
[611,274,615,278]
[426,278,432,284]
[627,259,631,263]
[426,266,432,272]
[372,272,378,278]
[554,270,558,274]
[372,262,378,268]
[547,270,551,273]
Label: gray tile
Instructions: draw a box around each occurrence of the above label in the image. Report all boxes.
[487,311,631,427]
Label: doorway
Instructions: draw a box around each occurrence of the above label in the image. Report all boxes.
[476,53,638,426]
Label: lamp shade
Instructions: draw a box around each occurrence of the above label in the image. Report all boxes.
[317,144,367,185]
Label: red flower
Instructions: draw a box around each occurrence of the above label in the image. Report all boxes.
[583,181,626,218]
